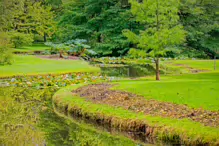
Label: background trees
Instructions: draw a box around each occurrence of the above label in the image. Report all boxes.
[0,0,55,64]
[179,0,219,58]
[54,0,141,56]
[51,0,218,59]
[0,32,13,65]
[0,0,218,63]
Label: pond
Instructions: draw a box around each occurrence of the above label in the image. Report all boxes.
[98,64,156,78]
[40,107,152,146]
[0,87,154,146]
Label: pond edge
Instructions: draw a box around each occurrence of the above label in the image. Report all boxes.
[52,84,219,146]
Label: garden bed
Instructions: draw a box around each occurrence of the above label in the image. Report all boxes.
[53,85,219,145]
[37,55,79,60]
[73,84,219,127]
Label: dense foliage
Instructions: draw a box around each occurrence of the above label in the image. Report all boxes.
[180,0,219,58]
[52,0,218,58]
[0,0,55,64]
[0,32,13,65]
[0,0,218,64]
[54,0,141,56]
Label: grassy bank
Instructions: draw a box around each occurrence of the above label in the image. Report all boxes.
[53,107,148,146]
[166,60,219,72]
[114,72,219,111]
[0,55,100,78]
[53,85,219,145]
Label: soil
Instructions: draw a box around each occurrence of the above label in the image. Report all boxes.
[37,55,79,60]
[73,84,219,127]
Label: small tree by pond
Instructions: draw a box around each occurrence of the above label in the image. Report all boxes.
[45,42,66,58]
[123,0,186,80]
[45,39,96,59]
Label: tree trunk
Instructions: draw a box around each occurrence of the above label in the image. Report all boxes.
[155,58,160,81]
[44,33,47,42]
[59,51,63,58]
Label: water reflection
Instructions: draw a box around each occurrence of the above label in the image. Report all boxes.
[100,64,155,77]
[39,107,147,146]
[0,87,149,146]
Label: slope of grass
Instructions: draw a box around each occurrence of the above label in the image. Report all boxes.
[166,60,219,72]
[114,72,219,111]
[53,85,219,145]
[0,55,100,77]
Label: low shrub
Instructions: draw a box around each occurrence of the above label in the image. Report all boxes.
[9,32,34,48]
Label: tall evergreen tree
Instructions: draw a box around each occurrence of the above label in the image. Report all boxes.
[55,0,141,56]
[179,0,219,58]
[0,0,55,41]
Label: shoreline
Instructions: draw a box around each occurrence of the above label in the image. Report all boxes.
[52,85,219,146]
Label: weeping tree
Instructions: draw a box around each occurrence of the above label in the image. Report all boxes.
[45,39,94,58]
[123,0,186,80]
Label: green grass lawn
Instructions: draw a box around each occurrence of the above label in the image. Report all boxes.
[115,72,219,111]
[166,60,219,72]
[0,55,99,77]
[13,43,50,53]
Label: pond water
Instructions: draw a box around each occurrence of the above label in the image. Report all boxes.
[0,87,154,146]
[40,107,152,146]
[99,64,155,78]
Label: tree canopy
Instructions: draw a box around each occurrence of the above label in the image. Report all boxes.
[0,0,218,61]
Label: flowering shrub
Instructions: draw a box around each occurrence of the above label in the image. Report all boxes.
[4,73,110,89]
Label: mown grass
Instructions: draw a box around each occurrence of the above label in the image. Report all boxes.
[53,85,219,145]
[114,72,219,111]
[13,43,50,53]
[166,60,219,72]
[0,55,100,77]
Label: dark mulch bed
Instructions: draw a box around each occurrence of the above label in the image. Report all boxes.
[37,55,79,60]
[73,84,219,127]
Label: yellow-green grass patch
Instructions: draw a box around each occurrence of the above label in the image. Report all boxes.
[0,55,100,77]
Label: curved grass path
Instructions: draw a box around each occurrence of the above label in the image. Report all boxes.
[53,85,219,145]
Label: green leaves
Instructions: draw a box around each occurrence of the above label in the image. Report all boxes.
[9,32,34,48]
[55,0,139,56]
[124,0,186,58]
[0,32,13,65]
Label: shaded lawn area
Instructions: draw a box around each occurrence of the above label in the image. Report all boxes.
[13,43,50,53]
[115,72,219,111]
[0,55,100,77]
